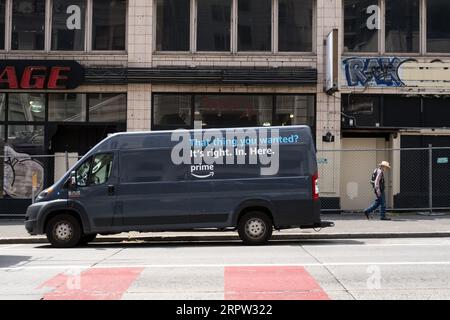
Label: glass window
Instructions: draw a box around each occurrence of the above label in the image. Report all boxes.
[344,0,379,52]
[342,95,381,127]
[278,0,313,52]
[194,95,273,128]
[0,125,4,143]
[385,0,420,53]
[275,96,314,127]
[89,153,113,185]
[88,93,126,122]
[51,0,86,51]
[197,0,231,52]
[156,0,190,51]
[48,93,86,122]
[0,93,5,121]
[92,0,126,50]
[0,1,5,50]
[76,156,91,187]
[8,93,45,122]
[7,124,44,148]
[238,0,271,51]
[427,0,450,53]
[12,0,45,50]
[153,95,192,128]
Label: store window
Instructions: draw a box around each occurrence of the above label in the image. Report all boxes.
[275,96,314,127]
[427,0,450,53]
[278,0,313,52]
[12,0,46,50]
[344,0,379,52]
[238,0,271,51]
[0,93,5,121]
[8,94,45,122]
[0,125,4,143]
[48,93,86,121]
[92,0,126,50]
[7,124,44,148]
[197,0,231,52]
[51,0,86,51]
[385,0,419,53]
[0,1,5,50]
[88,93,127,122]
[153,95,192,129]
[195,95,273,128]
[156,0,190,51]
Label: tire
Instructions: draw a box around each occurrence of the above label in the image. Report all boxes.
[238,211,273,245]
[78,233,97,246]
[45,214,82,248]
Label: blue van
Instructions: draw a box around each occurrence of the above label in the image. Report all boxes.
[25,125,333,247]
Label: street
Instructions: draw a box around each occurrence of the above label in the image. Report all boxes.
[2,238,450,300]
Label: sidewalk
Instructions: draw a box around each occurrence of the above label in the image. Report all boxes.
[1,213,450,244]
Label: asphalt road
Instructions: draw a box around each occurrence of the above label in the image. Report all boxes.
[1,238,450,300]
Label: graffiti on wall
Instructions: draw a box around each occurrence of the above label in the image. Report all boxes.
[344,57,450,89]
[343,57,406,87]
[3,145,44,199]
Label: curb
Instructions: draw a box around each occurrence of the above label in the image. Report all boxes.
[1,232,450,244]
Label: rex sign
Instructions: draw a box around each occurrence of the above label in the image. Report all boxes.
[0,60,84,90]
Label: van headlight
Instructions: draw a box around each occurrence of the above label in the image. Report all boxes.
[37,187,53,200]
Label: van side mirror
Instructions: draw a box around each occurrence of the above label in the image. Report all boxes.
[68,171,77,190]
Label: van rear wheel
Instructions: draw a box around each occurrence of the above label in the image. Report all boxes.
[238,211,273,245]
[46,214,82,248]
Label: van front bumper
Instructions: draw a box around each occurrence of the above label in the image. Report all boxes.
[25,203,45,235]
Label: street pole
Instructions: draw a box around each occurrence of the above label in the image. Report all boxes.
[429,144,433,215]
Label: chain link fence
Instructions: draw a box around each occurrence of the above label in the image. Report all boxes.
[1,146,450,216]
[318,147,450,214]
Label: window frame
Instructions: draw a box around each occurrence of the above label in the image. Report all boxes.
[75,152,114,187]
[0,0,127,53]
[153,0,316,55]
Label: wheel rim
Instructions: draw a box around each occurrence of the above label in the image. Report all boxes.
[245,218,266,239]
[54,222,73,241]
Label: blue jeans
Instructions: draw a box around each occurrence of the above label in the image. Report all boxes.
[364,191,386,218]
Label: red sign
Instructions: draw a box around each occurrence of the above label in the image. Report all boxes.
[0,60,84,90]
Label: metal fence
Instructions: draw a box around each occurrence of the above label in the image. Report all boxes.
[317,147,450,214]
[1,147,450,216]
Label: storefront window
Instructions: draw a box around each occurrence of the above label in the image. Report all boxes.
[385,0,419,53]
[92,0,126,50]
[0,1,5,50]
[427,0,450,53]
[48,93,86,121]
[153,95,192,128]
[344,0,379,52]
[194,95,273,128]
[238,0,271,51]
[11,0,45,50]
[156,0,190,51]
[52,0,86,51]
[275,96,314,127]
[0,93,5,121]
[7,124,44,148]
[197,0,231,52]
[88,93,126,122]
[278,0,313,52]
[8,94,46,122]
[0,125,4,142]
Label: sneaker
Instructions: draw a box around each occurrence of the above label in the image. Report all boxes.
[380,217,391,221]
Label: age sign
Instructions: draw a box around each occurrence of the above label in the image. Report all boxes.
[0,60,84,90]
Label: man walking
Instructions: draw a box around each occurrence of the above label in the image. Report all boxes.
[364,161,391,221]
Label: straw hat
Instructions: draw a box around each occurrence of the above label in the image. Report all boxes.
[379,161,391,169]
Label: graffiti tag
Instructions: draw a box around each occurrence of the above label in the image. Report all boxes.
[343,57,405,87]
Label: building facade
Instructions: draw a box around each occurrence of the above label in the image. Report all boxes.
[1,0,449,215]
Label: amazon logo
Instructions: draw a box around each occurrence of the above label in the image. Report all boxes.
[190,164,215,179]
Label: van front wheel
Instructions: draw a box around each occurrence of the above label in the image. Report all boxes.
[46,214,82,248]
[238,212,273,245]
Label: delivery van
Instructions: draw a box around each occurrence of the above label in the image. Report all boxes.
[25,125,333,247]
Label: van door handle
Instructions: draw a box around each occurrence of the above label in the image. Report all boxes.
[108,185,115,196]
